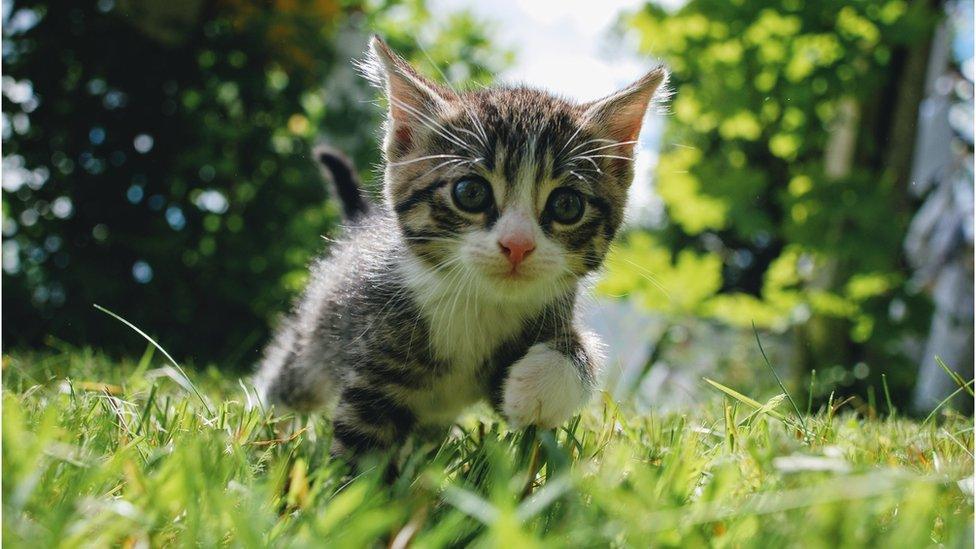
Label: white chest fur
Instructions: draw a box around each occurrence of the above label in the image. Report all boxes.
[397,255,548,423]
[398,255,546,363]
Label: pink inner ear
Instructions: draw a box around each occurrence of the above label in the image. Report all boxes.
[605,111,643,172]
[394,125,413,151]
[384,74,446,157]
[609,102,649,146]
[586,66,667,151]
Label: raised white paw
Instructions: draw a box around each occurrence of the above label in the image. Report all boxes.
[501,343,590,429]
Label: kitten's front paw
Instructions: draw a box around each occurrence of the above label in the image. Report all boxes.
[501,343,590,429]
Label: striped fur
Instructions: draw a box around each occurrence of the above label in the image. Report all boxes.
[254,37,667,459]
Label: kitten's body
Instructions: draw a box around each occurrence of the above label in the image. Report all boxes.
[256,207,590,449]
[255,37,666,456]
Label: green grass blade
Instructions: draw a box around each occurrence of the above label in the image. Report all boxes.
[936,356,974,396]
[753,321,806,433]
[93,303,213,415]
[923,379,976,425]
[703,378,787,422]
[881,373,895,417]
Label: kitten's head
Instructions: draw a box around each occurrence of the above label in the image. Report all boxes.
[365,37,667,302]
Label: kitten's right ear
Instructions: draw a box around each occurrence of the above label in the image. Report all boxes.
[362,36,453,155]
[581,65,669,155]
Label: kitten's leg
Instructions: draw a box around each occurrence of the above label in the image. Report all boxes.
[330,384,416,457]
[499,331,601,429]
[253,324,334,412]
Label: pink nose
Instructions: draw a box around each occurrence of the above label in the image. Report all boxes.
[498,234,536,267]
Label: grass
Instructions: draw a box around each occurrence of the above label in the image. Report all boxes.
[2,347,973,547]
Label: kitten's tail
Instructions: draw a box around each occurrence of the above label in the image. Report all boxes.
[314,144,370,221]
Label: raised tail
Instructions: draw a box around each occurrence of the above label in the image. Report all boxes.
[314,144,370,221]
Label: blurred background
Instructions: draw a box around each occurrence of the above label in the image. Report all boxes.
[3,0,973,414]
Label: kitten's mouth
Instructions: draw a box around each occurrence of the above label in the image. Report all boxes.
[471,258,550,289]
[501,269,528,280]
[491,266,538,285]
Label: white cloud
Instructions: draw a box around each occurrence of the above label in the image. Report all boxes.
[433,0,650,99]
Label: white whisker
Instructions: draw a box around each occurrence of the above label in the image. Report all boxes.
[576,154,633,162]
[569,170,597,185]
[389,154,465,167]
[556,124,588,160]
[575,156,603,173]
[415,157,480,181]
[413,41,490,151]
[571,140,639,157]
[387,96,478,155]
[566,137,617,156]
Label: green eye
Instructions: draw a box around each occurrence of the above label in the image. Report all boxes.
[546,188,584,224]
[452,177,493,213]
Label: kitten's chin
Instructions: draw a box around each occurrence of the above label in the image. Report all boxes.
[478,270,572,302]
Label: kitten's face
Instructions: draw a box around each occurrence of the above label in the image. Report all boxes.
[368,38,666,302]
[387,92,625,300]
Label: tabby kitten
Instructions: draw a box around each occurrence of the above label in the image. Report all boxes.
[254,37,667,457]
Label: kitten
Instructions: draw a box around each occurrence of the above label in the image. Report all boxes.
[254,37,667,457]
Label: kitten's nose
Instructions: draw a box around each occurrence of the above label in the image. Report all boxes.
[498,234,535,267]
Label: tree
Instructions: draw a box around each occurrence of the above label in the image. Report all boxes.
[603,0,940,398]
[2,0,508,366]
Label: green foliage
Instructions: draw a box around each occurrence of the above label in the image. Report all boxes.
[3,349,972,546]
[611,0,940,394]
[600,232,724,316]
[2,0,508,364]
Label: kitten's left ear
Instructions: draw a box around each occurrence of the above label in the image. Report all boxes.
[582,65,669,151]
[363,36,455,156]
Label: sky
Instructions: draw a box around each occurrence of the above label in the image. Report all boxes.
[431,0,682,225]
[432,0,677,99]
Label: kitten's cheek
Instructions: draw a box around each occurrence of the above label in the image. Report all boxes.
[458,244,493,275]
[462,240,509,277]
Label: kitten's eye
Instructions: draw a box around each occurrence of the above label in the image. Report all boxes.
[545,188,584,224]
[451,177,493,213]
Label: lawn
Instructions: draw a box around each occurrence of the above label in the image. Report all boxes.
[3,346,973,547]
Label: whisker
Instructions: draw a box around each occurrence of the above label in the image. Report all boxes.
[573,156,603,173]
[566,137,618,156]
[415,157,480,181]
[387,96,478,155]
[556,124,588,160]
[389,154,466,167]
[575,154,633,162]
[614,255,673,300]
[455,126,489,150]
[571,140,639,157]
[569,170,598,185]
[412,41,490,150]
